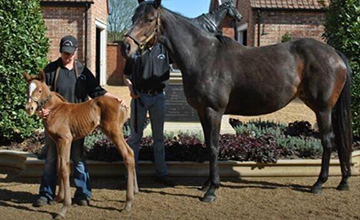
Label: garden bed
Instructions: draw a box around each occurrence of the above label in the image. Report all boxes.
[0,150,359,178]
[1,120,360,178]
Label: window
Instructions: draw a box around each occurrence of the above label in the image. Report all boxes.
[237,23,248,46]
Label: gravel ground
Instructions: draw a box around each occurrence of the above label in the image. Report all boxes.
[0,174,359,220]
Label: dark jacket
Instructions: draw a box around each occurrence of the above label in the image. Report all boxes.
[44,58,106,103]
[123,43,171,92]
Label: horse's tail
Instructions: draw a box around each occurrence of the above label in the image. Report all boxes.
[332,50,353,177]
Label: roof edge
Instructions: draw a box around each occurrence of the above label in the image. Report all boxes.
[40,0,94,7]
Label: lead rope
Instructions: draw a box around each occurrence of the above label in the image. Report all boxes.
[74,60,79,79]
[53,66,61,91]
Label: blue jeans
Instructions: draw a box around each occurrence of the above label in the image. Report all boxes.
[39,133,92,200]
[128,92,167,177]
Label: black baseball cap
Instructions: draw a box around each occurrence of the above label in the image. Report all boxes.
[60,35,77,54]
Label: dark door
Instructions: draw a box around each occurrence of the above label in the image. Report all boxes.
[95,27,101,84]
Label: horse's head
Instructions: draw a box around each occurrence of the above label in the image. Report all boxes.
[23,71,51,116]
[122,0,162,59]
[226,1,243,22]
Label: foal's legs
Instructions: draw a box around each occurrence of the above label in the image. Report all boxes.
[103,124,137,211]
[311,110,335,194]
[55,138,72,219]
[197,107,222,202]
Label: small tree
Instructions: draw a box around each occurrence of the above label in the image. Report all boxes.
[108,0,137,42]
[323,0,360,136]
[0,0,49,144]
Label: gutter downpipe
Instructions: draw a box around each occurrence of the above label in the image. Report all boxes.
[85,3,90,67]
[257,9,261,47]
[233,0,238,41]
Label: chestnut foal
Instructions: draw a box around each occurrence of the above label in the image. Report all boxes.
[23,71,138,219]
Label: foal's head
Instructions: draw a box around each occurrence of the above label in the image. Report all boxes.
[122,0,162,59]
[23,71,50,116]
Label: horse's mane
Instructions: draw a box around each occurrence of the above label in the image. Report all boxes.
[29,78,68,103]
[210,1,232,14]
[162,7,212,33]
[29,75,43,81]
[53,92,67,102]
[215,34,238,47]
[139,3,239,48]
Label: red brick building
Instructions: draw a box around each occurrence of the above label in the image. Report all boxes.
[209,0,329,46]
[40,0,109,85]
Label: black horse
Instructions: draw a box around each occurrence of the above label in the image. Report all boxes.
[123,0,353,202]
[191,0,242,34]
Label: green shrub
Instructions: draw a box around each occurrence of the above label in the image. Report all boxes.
[84,120,132,152]
[323,0,360,135]
[0,0,49,144]
[276,136,322,159]
[234,120,322,158]
[281,32,292,43]
[234,120,286,138]
[84,128,106,152]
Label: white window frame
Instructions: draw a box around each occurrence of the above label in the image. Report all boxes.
[237,22,248,45]
[95,19,107,85]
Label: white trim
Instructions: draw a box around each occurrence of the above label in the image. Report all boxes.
[95,19,107,86]
[237,22,248,32]
[95,19,107,30]
[237,23,248,45]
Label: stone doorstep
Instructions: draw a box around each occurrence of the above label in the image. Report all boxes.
[143,115,235,136]
[1,150,359,179]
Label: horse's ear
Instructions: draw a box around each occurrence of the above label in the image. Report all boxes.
[154,0,161,8]
[23,72,31,83]
[39,70,45,82]
[137,0,144,4]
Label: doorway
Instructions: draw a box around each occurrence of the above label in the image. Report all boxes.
[95,20,107,85]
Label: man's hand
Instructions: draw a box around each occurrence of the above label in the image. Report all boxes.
[130,91,140,99]
[124,76,140,99]
[37,108,50,120]
[104,92,128,108]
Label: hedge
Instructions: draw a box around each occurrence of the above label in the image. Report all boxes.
[0,0,49,144]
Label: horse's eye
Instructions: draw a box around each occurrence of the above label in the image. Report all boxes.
[148,18,154,23]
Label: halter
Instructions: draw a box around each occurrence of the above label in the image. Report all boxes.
[125,11,161,51]
[29,94,52,111]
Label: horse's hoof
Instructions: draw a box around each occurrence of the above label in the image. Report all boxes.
[123,203,132,212]
[198,185,210,192]
[310,186,322,195]
[336,184,349,191]
[49,200,61,205]
[54,214,65,220]
[200,194,216,203]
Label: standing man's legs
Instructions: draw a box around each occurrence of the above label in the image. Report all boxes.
[71,138,92,205]
[33,133,57,206]
[128,96,148,173]
[148,92,167,177]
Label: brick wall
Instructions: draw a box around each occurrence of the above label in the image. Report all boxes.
[107,43,125,85]
[211,1,326,47]
[87,0,108,74]
[223,27,235,38]
[41,6,86,63]
[252,10,326,46]
[41,1,109,82]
